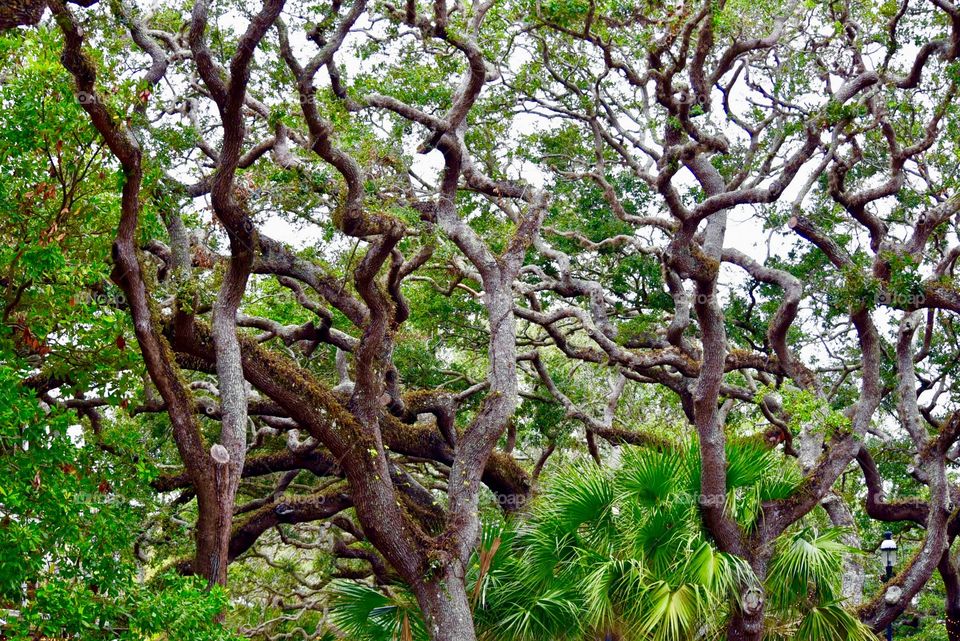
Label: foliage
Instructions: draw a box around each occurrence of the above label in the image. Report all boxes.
[2,0,959,640]
[331,441,875,641]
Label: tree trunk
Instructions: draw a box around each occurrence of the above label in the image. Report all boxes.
[727,607,765,641]
[191,463,239,589]
[727,556,768,641]
[940,552,960,641]
[415,569,477,641]
[0,0,46,30]
[821,494,864,605]
[948,610,960,641]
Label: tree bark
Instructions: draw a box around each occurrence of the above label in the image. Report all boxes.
[949,614,960,641]
[940,552,960,641]
[0,0,46,30]
[727,558,768,641]
[192,469,233,587]
[822,493,864,605]
[727,609,765,641]
[415,568,478,641]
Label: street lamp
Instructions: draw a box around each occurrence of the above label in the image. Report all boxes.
[879,531,898,641]
[880,531,897,569]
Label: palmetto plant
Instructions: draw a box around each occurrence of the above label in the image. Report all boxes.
[328,440,877,641]
[328,579,426,641]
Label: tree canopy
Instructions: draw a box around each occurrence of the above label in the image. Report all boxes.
[3,0,960,640]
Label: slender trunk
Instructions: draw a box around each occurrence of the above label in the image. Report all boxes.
[415,569,477,641]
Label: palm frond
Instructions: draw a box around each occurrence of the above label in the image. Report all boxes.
[616,446,686,508]
[635,580,706,641]
[766,528,852,612]
[581,557,646,632]
[327,580,428,641]
[486,588,582,641]
[725,439,777,490]
[632,506,698,574]
[538,462,616,538]
[683,542,727,595]
[518,526,582,587]
[793,602,879,641]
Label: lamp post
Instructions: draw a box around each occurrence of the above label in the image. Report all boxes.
[880,531,898,641]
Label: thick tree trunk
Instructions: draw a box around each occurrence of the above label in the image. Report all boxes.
[948,610,960,641]
[940,553,960,641]
[415,569,477,641]
[191,466,237,588]
[726,555,769,641]
[0,0,46,30]
[821,494,864,605]
[727,607,765,641]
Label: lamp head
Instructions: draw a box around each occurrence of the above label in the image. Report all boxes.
[879,531,897,567]
[879,532,897,550]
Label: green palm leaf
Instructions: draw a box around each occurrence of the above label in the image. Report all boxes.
[725,439,776,490]
[539,462,616,538]
[327,580,428,641]
[793,602,879,641]
[340,444,867,641]
[767,528,852,612]
[581,557,646,632]
[635,580,706,641]
[486,588,582,641]
[616,446,686,508]
[632,508,696,574]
